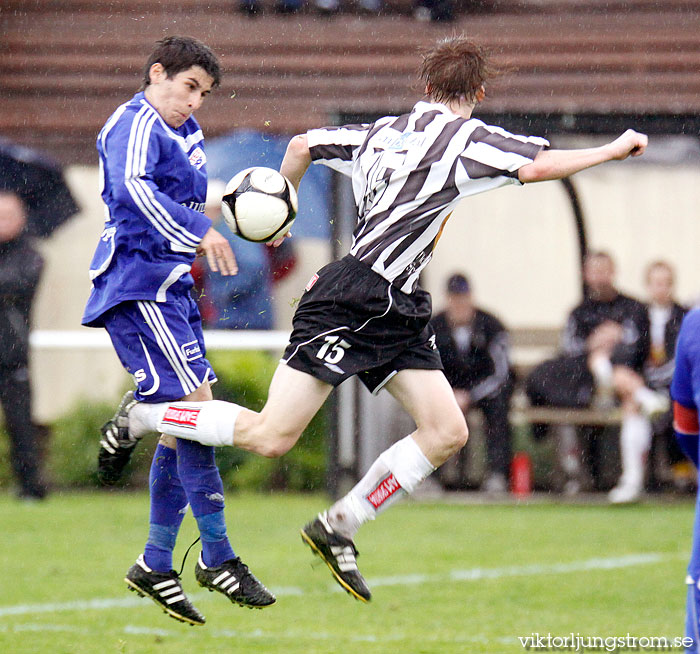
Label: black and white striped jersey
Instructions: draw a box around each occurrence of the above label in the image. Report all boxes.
[307,101,549,294]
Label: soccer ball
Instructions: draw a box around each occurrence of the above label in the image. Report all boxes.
[221,167,297,242]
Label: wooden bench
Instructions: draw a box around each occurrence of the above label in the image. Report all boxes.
[508,327,622,428]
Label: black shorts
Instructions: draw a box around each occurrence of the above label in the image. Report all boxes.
[282,255,443,393]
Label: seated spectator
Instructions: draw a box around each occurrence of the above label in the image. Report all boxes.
[430,273,513,494]
[314,0,382,13]
[239,0,382,14]
[643,260,689,489]
[239,0,303,16]
[526,251,668,503]
[414,0,454,22]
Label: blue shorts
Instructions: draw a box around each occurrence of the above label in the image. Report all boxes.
[103,296,216,403]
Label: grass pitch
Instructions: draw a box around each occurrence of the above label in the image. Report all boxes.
[0,491,694,653]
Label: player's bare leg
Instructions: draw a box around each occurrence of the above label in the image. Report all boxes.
[234,363,333,456]
[302,369,468,602]
[125,363,332,455]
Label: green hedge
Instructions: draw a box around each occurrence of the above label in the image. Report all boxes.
[0,351,327,492]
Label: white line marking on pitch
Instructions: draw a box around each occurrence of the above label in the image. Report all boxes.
[366,552,669,589]
[0,553,681,618]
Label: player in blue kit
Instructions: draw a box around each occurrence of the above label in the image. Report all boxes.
[670,309,700,651]
[83,36,275,625]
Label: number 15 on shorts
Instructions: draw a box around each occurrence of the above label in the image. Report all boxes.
[316,336,350,364]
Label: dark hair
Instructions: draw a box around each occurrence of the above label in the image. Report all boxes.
[140,36,221,91]
[420,37,493,105]
[446,273,470,294]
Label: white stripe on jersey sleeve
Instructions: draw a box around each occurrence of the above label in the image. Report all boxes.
[124,108,201,251]
[307,126,369,177]
[99,102,129,153]
[462,140,537,175]
[481,123,549,147]
[132,111,200,248]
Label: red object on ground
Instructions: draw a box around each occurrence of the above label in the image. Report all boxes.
[511,452,532,497]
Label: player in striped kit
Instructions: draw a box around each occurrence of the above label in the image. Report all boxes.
[85,36,274,625]
[101,37,648,602]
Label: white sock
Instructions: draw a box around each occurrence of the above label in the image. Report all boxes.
[617,413,651,489]
[130,400,241,447]
[327,435,436,539]
[590,355,614,390]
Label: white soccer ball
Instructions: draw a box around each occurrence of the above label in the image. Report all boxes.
[221,167,297,242]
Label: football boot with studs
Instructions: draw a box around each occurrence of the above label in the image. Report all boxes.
[125,554,205,626]
[300,512,371,602]
[195,552,276,609]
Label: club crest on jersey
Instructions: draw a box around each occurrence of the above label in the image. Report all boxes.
[181,340,202,361]
[366,473,402,509]
[188,146,206,169]
[305,273,319,292]
[163,406,201,429]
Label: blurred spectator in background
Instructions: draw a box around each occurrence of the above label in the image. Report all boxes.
[315,0,382,13]
[203,234,275,330]
[239,0,302,16]
[527,251,668,503]
[0,191,46,500]
[643,260,690,490]
[239,0,381,15]
[195,180,276,330]
[430,273,513,494]
[414,0,454,22]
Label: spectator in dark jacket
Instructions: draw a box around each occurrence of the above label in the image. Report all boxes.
[431,273,513,494]
[0,191,46,499]
[527,251,668,503]
[414,0,454,22]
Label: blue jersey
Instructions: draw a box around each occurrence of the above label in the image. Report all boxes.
[671,309,700,411]
[82,91,212,327]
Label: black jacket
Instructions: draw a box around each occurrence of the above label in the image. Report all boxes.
[0,235,43,368]
[430,308,511,403]
[561,291,650,372]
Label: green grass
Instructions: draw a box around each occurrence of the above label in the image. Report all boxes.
[0,491,695,654]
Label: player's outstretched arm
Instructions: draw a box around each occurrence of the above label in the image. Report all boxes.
[262,134,312,249]
[518,129,648,183]
[280,134,312,191]
[197,227,237,275]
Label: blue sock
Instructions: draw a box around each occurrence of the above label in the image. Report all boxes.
[144,444,188,572]
[177,439,235,567]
